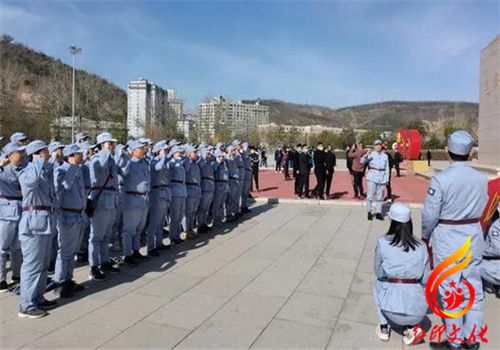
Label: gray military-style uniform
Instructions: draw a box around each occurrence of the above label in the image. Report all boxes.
[197,152,215,229]
[147,153,171,251]
[53,159,86,283]
[168,157,187,241]
[88,148,119,268]
[481,219,500,287]
[18,147,57,312]
[118,154,150,257]
[422,162,488,344]
[213,158,229,225]
[184,156,201,234]
[225,153,240,218]
[373,235,430,326]
[0,158,23,283]
[362,150,389,214]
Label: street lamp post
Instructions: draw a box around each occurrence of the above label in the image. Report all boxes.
[69,45,82,143]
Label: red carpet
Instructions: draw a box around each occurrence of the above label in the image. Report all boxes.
[251,169,429,203]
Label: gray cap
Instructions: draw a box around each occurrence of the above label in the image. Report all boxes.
[26,140,48,156]
[214,149,224,157]
[373,139,382,146]
[183,144,196,153]
[63,144,84,157]
[128,139,145,152]
[231,139,241,146]
[96,132,117,145]
[447,130,474,156]
[168,139,181,147]
[153,140,168,154]
[79,141,95,151]
[75,132,89,143]
[242,142,249,151]
[48,141,64,153]
[388,203,411,223]
[2,142,26,156]
[10,132,28,143]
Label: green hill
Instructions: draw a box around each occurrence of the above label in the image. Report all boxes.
[245,99,478,135]
[0,35,126,141]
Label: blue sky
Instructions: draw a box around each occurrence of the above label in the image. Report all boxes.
[1,1,498,111]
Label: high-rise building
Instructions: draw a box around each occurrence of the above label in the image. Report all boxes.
[197,96,269,141]
[127,78,181,138]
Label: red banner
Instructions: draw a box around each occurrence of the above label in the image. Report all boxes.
[396,129,421,160]
[481,177,500,231]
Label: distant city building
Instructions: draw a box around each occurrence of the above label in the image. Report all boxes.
[51,116,127,141]
[198,96,270,141]
[127,78,183,138]
[177,113,196,141]
[167,89,184,120]
[258,123,367,142]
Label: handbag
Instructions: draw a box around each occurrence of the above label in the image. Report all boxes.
[85,172,112,217]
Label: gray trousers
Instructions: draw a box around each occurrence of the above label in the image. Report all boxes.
[226,180,239,216]
[185,196,200,232]
[147,196,169,250]
[0,219,21,281]
[197,192,214,227]
[169,196,186,240]
[242,177,251,210]
[122,207,148,256]
[20,233,51,311]
[366,180,385,214]
[54,212,84,283]
[89,208,116,267]
[213,190,227,225]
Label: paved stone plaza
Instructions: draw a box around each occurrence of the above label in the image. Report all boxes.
[1,203,499,349]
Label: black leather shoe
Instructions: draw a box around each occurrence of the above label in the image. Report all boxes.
[367,213,373,221]
[148,249,160,257]
[158,244,171,250]
[375,213,384,221]
[429,340,462,350]
[89,266,106,280]
[38,299,58,310]
[69,280,85,292]
[123,255,139,266]
[463,342,480,350]
[171,238,184,245]
[133,250,149,260]
[101,262,120,274]
[54,282,74,298]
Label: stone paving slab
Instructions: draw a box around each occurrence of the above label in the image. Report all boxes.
[0,202,498,349]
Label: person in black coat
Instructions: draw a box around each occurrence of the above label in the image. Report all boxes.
[274,147,282,172]
[292,144,302,195]
[313,142,326,199]
[298,145,312,198]
[325,146,336,198]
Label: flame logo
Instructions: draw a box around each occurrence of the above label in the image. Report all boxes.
[425,237,475,319]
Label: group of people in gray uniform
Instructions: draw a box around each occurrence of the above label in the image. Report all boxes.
[0,131,256,319]
[372,130,499,350]
[1,129,499,349]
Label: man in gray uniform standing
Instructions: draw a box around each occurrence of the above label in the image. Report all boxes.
[422,130,488,350]
[362,139,390,221]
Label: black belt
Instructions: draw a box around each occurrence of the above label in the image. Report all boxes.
[230,177,239,180]
[380,277,420,284]
[0,194,22,201]
[215,179,228,183]
[62,208,84,214]
[186,182,199,186]
[369,168,385,171]
[483,256,500,261]
[91,186,116,191]
[152,184,169,189]
[125,191,149,196]
[22,205,53,212]
[202,177,214,181]
[439,218,480,225]
[171,180,185,184]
